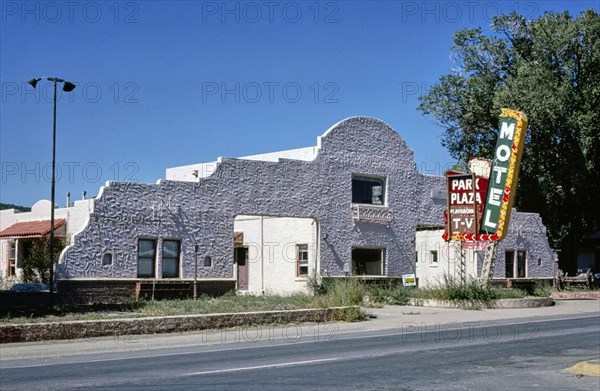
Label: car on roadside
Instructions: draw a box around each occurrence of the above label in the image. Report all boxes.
[10,283,50,292]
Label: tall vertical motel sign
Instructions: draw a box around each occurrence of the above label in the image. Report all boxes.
[479,108,528,241]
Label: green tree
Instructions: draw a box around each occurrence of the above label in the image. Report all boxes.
[22,238,65,283]
[418,10,600,272]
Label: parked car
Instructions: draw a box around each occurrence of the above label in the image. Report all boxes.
[10,283,50,292]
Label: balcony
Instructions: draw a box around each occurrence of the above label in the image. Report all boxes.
[351,204,393,226]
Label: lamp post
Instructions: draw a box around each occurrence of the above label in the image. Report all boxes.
[193,245,199,300]
[27,77,77,295]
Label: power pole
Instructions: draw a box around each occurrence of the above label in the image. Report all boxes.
[480,241,498,284]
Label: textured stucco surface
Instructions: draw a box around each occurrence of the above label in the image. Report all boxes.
[59,117,446,280]
[493,211,556,277]
[58,116,553,282]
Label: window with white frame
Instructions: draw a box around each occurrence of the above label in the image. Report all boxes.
[162,240,180,278]
[8,241,16,276]
[297,244,309,277]
[352,175,385,205]
[430,250,438,263]
[137,239,156,278]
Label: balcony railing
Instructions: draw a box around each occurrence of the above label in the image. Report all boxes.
[351,204,393,226]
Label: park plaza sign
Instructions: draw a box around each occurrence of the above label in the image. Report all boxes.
[443,108,528,242]
[443,171,489,241]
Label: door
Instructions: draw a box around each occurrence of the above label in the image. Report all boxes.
[505,250,515,278]
[235,247,249,290]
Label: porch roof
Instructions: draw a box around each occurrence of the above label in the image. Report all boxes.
[0,219,66,238]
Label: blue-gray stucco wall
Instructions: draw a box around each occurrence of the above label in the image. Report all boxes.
[59,117,446,279]
[58,116,554,280]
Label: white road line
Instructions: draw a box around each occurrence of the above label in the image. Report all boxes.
[182,357,339,376]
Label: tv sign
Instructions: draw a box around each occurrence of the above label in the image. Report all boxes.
[445,173,488,240]
[479,108,528,241]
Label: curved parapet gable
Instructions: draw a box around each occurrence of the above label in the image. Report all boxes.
[58,116,446,280]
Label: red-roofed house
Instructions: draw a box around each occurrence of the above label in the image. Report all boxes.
[0,199,92,281]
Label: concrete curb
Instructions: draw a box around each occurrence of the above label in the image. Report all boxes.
[407,298,555,309]
[0,306,355,344]
[565,361,600,377]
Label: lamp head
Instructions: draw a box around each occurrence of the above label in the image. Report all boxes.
[62,81,76,92]
[27,78,41,89]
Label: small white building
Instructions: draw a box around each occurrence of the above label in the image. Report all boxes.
[233,216,318,295]
[0,199,93,282]
[416,211,557,288]
[415,226,480,288]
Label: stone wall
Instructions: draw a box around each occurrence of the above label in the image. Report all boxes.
[0,307,353,343]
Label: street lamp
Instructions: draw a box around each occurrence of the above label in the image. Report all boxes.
[193,244,199,300]
[27,77,77,295]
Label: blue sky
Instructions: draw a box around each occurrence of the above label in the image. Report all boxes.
[1,0,597,207]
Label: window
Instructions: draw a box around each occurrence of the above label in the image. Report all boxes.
[352,176,385,205]
[203,255,212,268]
[352,248,384,276]
[297,244,309,277]
[8,241,16,276]
[505,250,514,278]
[517,250,526,278]
[415,251,418,263]
[505,250,526,278]
[102,253,113,266]
[162,240,180,278]
[431,250,438,263]
[137,239,156,278]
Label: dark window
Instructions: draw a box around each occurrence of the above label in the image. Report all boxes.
[102,253,113,266]
[431,250,438,263]
[352,248,384,276]
[162,240,180,278]
[517,250,526,278]
[352,176,385,205]
[505,250,515,278]
[137,239,156,278]
[297,244,309,276]
[203,255,212,268]
[415,251,418,263]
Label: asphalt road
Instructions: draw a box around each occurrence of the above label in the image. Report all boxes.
[1,314,599,390]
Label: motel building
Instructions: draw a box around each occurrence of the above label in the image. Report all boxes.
[0,117,555,299]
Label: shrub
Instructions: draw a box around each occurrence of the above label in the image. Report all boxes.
[22,238,65,283]
[531,281,552,297]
